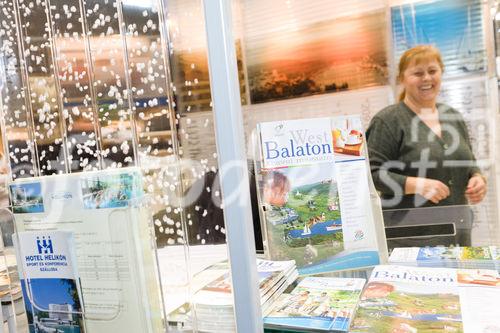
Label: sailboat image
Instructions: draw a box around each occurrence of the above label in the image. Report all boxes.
[456,4,485,73]
[302,221,311,235]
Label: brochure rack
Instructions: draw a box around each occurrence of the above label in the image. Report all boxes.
[253,115,388,276]
[9,167,164,333]
[0,225,16,333]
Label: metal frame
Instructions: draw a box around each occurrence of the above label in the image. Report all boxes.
[202,1,262,332]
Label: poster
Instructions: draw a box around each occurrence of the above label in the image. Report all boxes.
[245,10,389,103]
[391,0,486,76]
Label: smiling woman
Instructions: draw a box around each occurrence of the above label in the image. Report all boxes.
[366,45,487,212]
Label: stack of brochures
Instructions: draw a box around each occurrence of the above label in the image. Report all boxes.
[168,259,298,332]
[351,265,500,332]
[389,246,500,271]
[264,277,365,332]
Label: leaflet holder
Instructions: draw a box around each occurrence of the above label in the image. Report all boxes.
[9,168,164,332]
[0,217,17,333]
[382,205,474,250]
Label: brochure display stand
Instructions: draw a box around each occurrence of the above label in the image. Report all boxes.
[9,168,164,333]
[0,229,16,333]
[255,116,388,276]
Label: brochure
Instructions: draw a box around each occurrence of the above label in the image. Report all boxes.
[351,265,500,333]
[257,116,384,275]
[9,168,163,333]
[14,230,85,333]
[167,259,298,333]
[193,258,297,307]
[264,277,365,332]
[389,246,500,270]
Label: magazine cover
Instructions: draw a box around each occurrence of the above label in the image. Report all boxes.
[264,277,365,332]
[351,265,500,333]
[257,117,382,275]
[14,231,85,333]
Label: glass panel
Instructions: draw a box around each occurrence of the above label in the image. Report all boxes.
[239,0,499,314]
[83,0,136,168]
[0,0,41,179]
[50,0,101,172]
[120,0,174,160]
[15,0,69,175]
[161,0,234,329]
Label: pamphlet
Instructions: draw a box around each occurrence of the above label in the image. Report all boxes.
[257,116,384,275]
[9,168,163,333]
[389,246,500,270]
[351,265,500,333]
[167,259,298,333]
[193,259,297,307]
[264,277,365,332]
[14,230,85,333]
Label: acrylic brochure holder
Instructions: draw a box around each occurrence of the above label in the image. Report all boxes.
[253,115,388,276]
[9,167,164,333]
[0,221,17,333]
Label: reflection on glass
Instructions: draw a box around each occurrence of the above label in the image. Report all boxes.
[16,0,68,175]
[51,0,100,172]
[0,0,37,179]
[84,0,136,169]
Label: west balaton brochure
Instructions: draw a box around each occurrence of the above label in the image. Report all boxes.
[351,265,500,333]
[257,116,383,275]
[14,230,86,333]
[264,277,365,332]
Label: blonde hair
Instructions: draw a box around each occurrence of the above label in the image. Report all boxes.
[397,45,444,101]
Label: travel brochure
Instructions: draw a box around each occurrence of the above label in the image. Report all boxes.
[389,246,500,271]
[9,168,163,333]
[351,265,500,333]
[257,116,383,275]
[167,259,298,333]
[14,230,85,333]
[193,259,297,308]
[80,172,142,209]
[264,277,365,332]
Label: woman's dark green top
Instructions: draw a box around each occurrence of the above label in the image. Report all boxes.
[366,101,480,209]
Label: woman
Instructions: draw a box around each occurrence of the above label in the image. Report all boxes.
[367,45,486,209]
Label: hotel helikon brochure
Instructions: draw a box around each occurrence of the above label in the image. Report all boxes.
[14,230,86,333]
[256,116,386,275]
[9,168,163,332]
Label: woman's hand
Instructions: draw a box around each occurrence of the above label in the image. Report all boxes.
[405,177,450,204]
[465,174,487,204]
